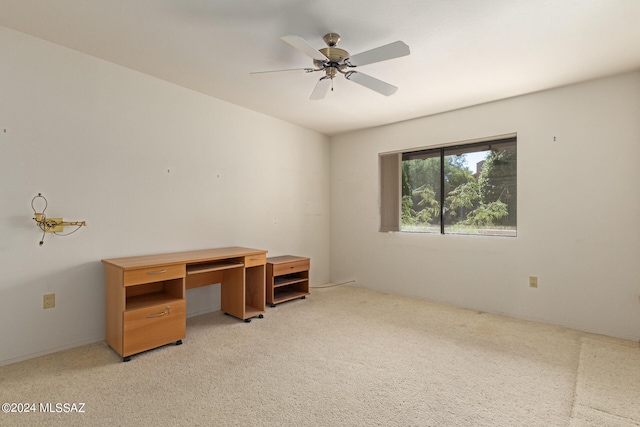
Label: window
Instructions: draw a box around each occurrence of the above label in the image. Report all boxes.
[380,136,516,236]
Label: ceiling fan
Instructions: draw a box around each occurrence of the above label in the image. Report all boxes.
[250,33,410,100]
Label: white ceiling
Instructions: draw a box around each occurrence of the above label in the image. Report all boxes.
[1,0,640,136]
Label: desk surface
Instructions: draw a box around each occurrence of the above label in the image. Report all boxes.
[102,246,267,270]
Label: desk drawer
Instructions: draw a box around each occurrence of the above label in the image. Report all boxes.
[245,253,266,267]
[124,264,185,286]
[273,258,310,276]
[123,300,186,356]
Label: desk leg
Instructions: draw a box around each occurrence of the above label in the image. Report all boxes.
[221,267,244,319]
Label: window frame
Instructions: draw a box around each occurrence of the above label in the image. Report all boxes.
[380,134,517,236]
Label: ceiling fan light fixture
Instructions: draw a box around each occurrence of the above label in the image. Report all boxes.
[325,66,338,79]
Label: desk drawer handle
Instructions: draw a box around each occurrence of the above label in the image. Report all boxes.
[250,257,261,261]
[147,306,170,318]
[146,269,167,275]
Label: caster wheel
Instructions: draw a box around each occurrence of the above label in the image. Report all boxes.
[258,314,264,319]
[176,340,183,346]
[123,356,131,362]
[301,296,306,299]
[270,304,276,308]
[224,312,230,316]
[244,318,251,323]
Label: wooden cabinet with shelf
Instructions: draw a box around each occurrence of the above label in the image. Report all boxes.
[104,264,186,362]
[266,256,310,307]
[103,247,267,361]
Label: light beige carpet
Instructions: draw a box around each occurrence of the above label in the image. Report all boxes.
[1,285,638,426]
[570,337,640,426]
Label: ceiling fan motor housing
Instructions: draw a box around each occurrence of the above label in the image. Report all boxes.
[318,47,350,62]
[315,47,350,76]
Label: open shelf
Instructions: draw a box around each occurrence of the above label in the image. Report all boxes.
[273,289,309,305]
[274,276,307,288]
[124,277,184,311]
[244,305,263,319]
[126,292,184,311]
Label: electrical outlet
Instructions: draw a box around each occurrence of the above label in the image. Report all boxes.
[43,293,55,309]
[529,276,538,288]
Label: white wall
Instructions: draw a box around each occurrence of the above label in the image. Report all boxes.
[0,27,331,365]
[331,71,640,341]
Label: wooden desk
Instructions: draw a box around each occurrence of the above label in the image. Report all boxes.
[102,247,267,361]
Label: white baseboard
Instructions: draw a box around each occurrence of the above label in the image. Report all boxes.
[0,336,103,367]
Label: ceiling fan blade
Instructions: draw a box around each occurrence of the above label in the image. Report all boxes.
[346,41,410,67]
[281,35,328,61]
[250,68,315,78]
[310,77,331,100]
[345,71,398,96]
